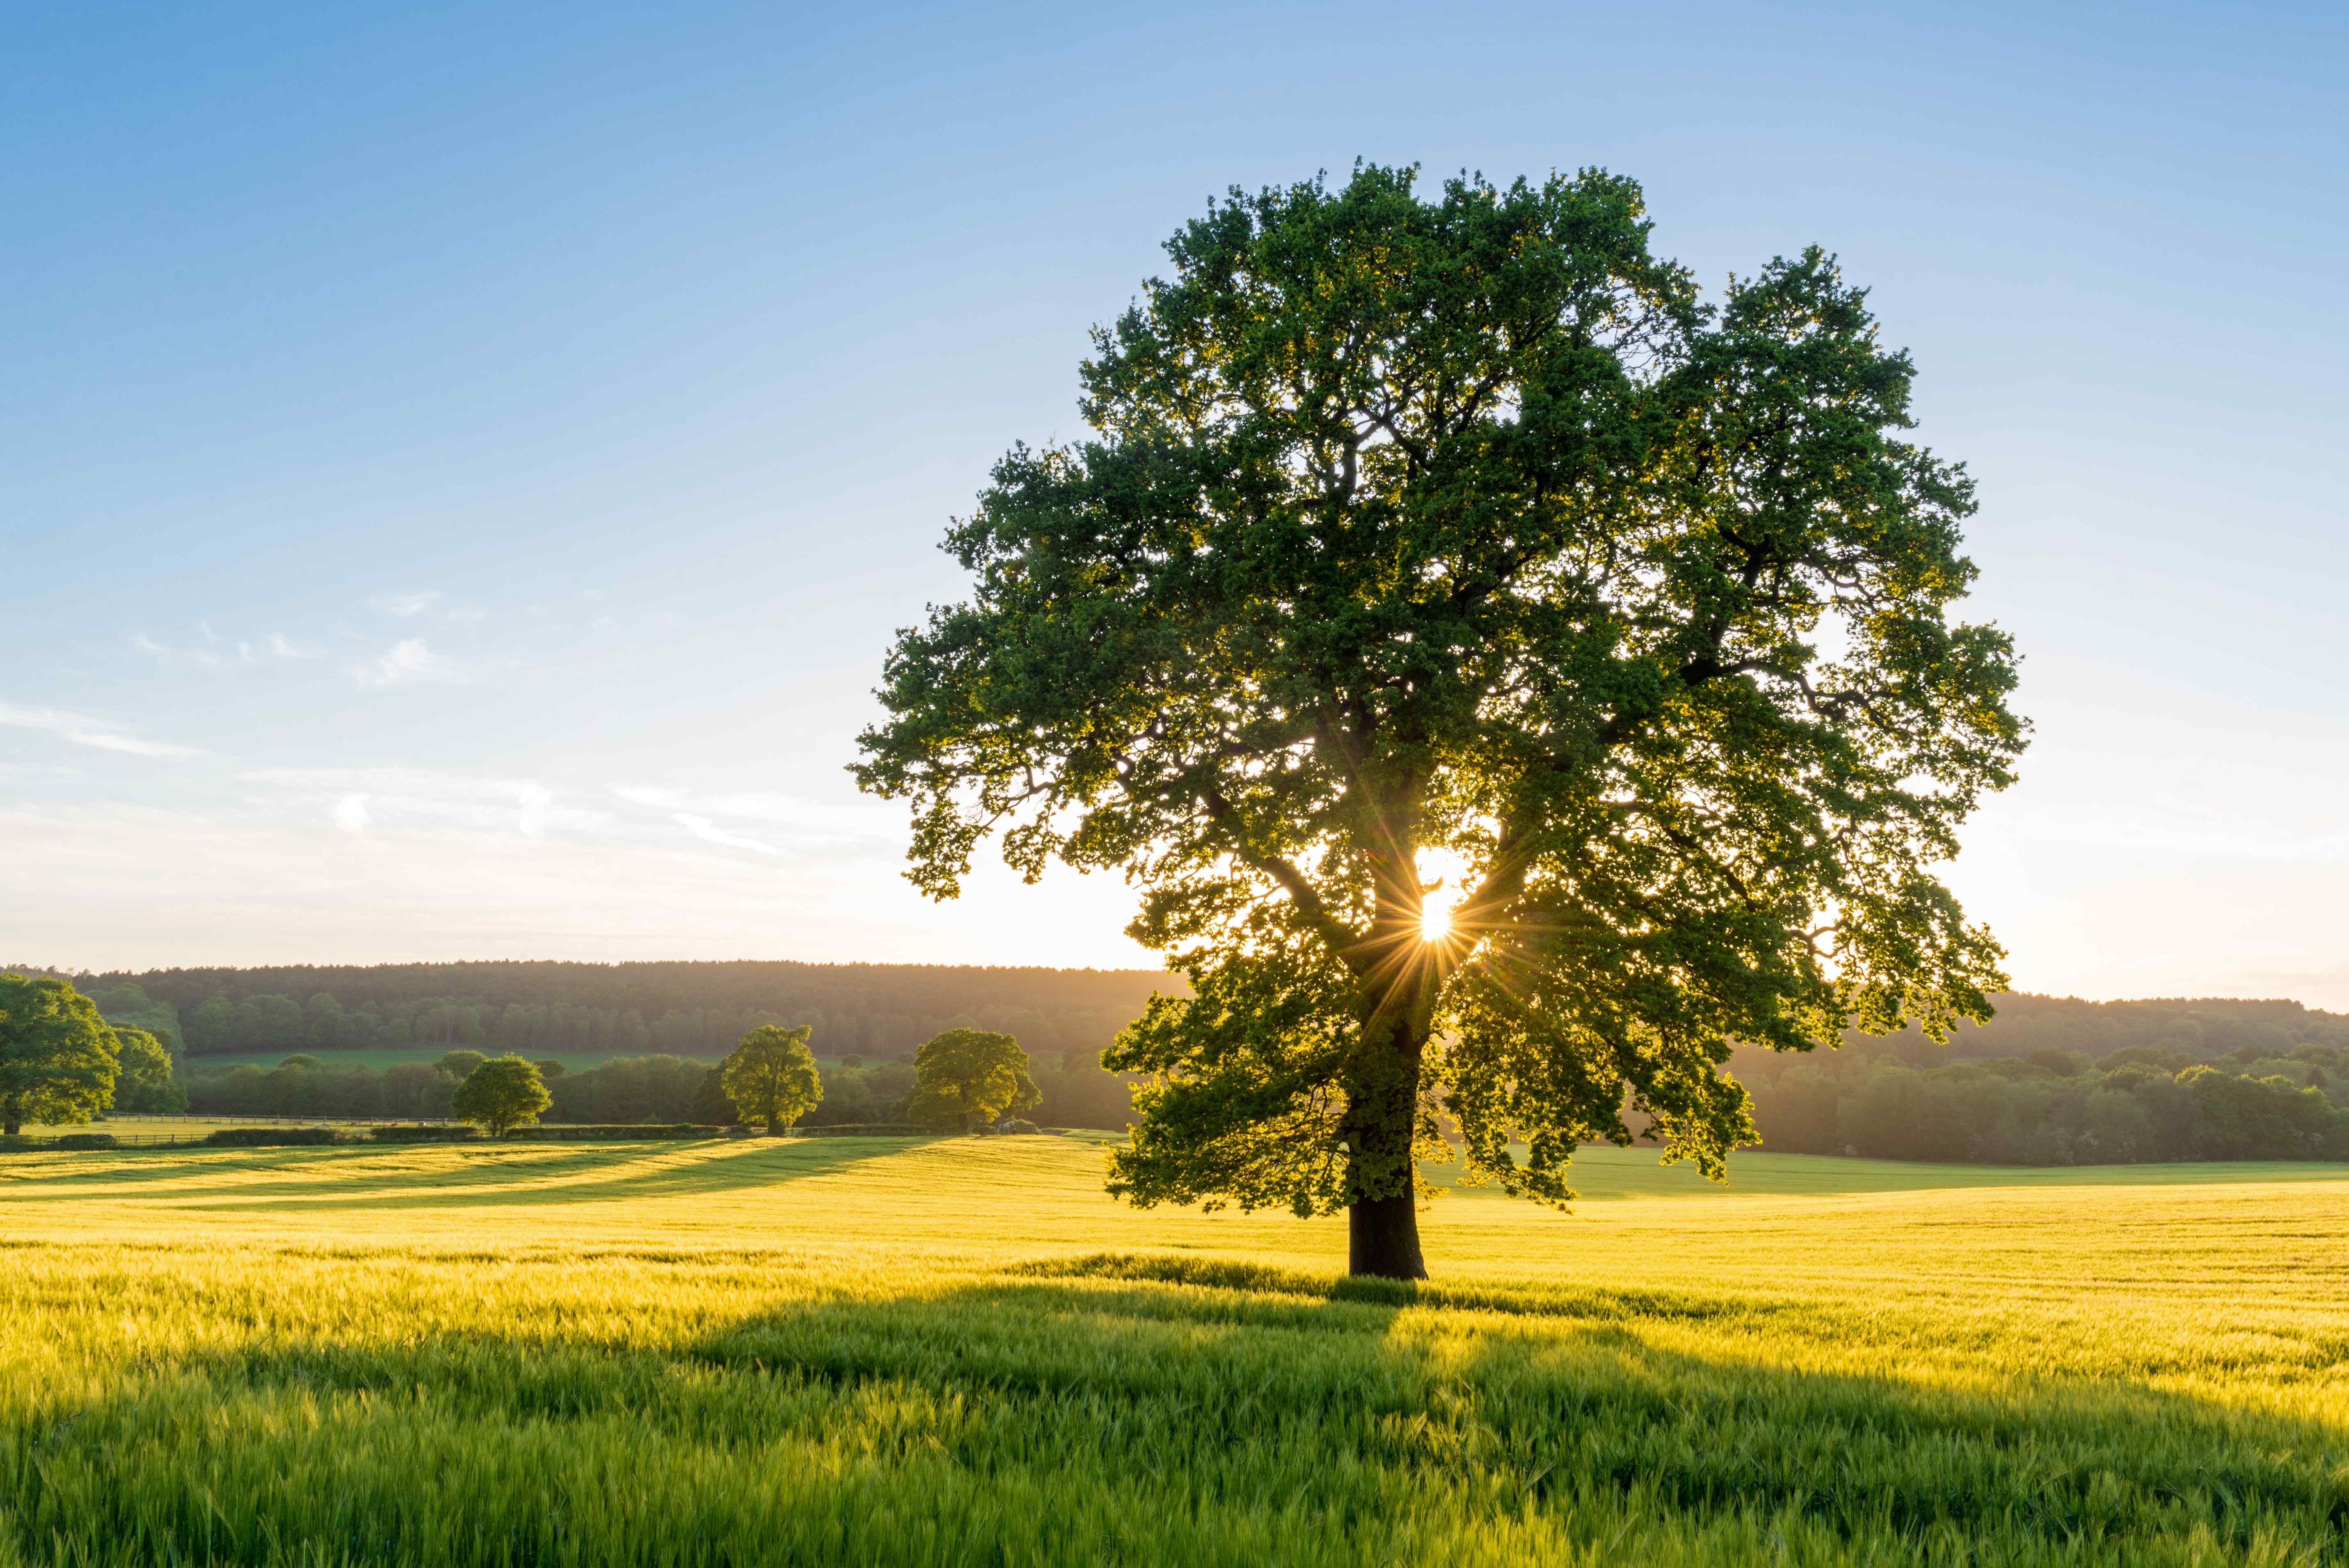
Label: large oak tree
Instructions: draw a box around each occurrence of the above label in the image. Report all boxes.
[855,165,2024,1277]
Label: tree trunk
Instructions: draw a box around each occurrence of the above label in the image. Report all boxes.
[1342,1016,1431,1280]
[2,1118,16,1137]
[1348,1187,1427,1279]
[1340,814,1437,1280]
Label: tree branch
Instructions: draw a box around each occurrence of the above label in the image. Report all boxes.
[1201,788,1361,957]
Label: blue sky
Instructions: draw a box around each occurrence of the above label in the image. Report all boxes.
[5,1,2346,1002]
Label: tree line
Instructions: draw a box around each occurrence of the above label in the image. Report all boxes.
[27,962,2345,1077]
[187,1025,1075,1141]
[1733,1035,2349,1164]
[8,961,1170,1061]
[178,1040,1137,1129]
[1877,993,2349,1067]
[19,963,2349,1165]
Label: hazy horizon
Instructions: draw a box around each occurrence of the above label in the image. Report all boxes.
[7,3,2346,1004]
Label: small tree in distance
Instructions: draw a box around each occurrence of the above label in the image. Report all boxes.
[722,1025,822,1134]
[0,974,120,1136]
[908,1029,1041,1132]
[450,1054,551,1136]
[437,1049,488,1080]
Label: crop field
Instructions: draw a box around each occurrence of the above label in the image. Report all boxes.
[174,1047,730,1074]
[21,1115,460,1138]
[5,1138,2348,1566]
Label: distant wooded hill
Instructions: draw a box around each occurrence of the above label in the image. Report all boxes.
[12,960,2344,1070]
[1886,992,2349,1063]
[21,960,1175,1063]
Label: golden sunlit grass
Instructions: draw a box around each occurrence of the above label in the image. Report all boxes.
[5,1135,2349,1564]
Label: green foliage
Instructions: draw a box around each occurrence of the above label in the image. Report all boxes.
[686,1066,735,1126]
[802,1064,881,1126]
[1888,993,2349,1064]
[510,1124,718,1141]
[0,973,119,1134]
[436,1049,488,1080]
[720,1025,823,1134]
[855,165,2023,1273]
[204,1127,345,1147]
[109,1026,186,1114]
[907,1028,1041,1131]
[448,1055,552,1136]
[548,1055,710,1124]
[64,959,1169,1063]
[1736,1042,2349,1164]
[93,984,183,1052]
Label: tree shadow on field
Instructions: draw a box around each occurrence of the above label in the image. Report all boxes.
[14,1256,2349,1565]
[682,1253,2349,1556]
[0,1137,939,1211]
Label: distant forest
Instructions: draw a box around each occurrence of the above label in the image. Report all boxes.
[1882,992,2349,1063]
[19,960,2349,1163]
[27,960,1173,1063]
[27,961,2340,1070]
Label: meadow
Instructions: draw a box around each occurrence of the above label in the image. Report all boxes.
[175,1047,728,1075]
[5,1135,2348,1566]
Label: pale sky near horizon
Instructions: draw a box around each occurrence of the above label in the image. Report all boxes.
[6,2,2347,1005]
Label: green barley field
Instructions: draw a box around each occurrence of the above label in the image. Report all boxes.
[6,1135,2349,1566]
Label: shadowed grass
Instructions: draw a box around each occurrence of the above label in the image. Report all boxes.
[0,1136,931,1209]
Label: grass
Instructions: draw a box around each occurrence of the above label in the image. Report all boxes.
[48,1115,453,1138]
[175,1047,729,1074]
[4,1137,2348,1565]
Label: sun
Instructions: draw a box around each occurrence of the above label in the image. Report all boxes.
[1419,902,1453,942]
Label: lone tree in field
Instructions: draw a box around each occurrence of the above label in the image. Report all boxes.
[0,974,120,1136]
[721,1024,823,1133]
[855,164,2024,1278]
[907,1029,1041,1132]
[450,1054,551,1136]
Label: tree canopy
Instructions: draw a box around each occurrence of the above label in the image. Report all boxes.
[448,1054,551,1136]
[0,974,120,1136]
[854,163,2025,1276]
[109,1026,184,1114]
[906,1029,1041,1132]
[721,1024,823,1133]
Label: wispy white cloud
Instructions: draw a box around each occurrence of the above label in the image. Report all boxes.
[0,797,1152,973]
[518,784,556,839]
[134,629,308,667]
[672,813,783,854]
[0,702,197,758]
[370,590,443,617]
[244,768,605,839]
[349,638,464,689]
